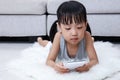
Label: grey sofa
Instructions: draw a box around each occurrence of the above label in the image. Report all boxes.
[0,0,120,40]
[47,0,120,37]
[0,0,47,37]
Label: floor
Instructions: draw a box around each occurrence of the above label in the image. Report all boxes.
[0,41,120,80]
[0,42,34,80]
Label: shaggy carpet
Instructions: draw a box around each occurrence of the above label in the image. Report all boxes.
[6,41,120,80]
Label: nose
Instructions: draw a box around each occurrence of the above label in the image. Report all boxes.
[71,28,77,36]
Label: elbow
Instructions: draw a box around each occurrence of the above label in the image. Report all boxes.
[46,60,49,66]
[93,57,99,65]
[94,59,99,66]
[90,59,99,66]
[96,58,99,64]
[46,59,52,66]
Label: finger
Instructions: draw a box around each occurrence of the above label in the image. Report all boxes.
[55,65,69,73]
[57,64,68,70]
[75,66,89,72]
[59,67,69,72]
[58,70,69,74]
[59,69,70,73]
[76,68,85,72]
[75,68,82,71]
[75,67,85,72]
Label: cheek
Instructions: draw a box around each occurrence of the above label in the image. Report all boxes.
[61,31,71,40]
[62,32,69,38]
[61,29,69,34]
[78,30,85,37]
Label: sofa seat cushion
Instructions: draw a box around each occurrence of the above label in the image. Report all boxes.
[47,0,120,14]
[0,0,47,14]
[0,15,46,36]
[87,14,120,36]
[47,15,120,36]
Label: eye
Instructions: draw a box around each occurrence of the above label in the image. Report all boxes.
[65,28,71,30]
[77,27,82,29]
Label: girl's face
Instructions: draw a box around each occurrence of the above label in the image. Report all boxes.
[58,21,87,45]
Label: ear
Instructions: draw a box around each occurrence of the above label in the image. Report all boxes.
[56,22,62,32]
[85,22,88,30]
[86,22,88,27]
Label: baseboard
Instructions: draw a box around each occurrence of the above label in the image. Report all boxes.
[93,36,120,43]
[0,35,49,43]
[0,36,120,43]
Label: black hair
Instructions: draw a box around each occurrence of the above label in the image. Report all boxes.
[49,20,58,42]
[57,1,87,25]
[49,1,91,42]
[49,20,91,43]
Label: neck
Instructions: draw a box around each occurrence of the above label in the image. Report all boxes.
[66,42,79,58]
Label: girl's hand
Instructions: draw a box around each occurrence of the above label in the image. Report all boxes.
[54,62,70,73]
[75,63,90,72]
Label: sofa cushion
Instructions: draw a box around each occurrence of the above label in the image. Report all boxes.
[47,15,120,36]
[77,0,120,14]
[0,0,47,14]
[47,0,70,14]
[87,14,120,36]
[47,15,57,35]
[0,15,46,36]
[47,0,120,14]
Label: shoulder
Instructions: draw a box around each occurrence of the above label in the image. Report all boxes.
[56,32,62,37]
[54,32,62,39]
[52,32,62,43]
[85,31,93,45]
[85,31,92,39]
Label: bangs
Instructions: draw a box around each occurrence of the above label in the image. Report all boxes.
[58,13,86,25]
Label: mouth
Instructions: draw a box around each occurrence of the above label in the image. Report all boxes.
[71,38,78,41]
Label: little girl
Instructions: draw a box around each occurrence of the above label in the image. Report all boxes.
[38,1,98,73]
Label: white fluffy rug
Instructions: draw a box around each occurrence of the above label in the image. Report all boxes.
[6,41,120,80]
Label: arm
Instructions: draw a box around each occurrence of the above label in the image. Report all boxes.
[76,31,99,72]
[85,31,99,68]
[46,32,61,67]
[46,32,69,73]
